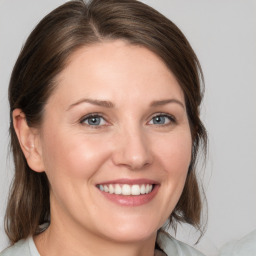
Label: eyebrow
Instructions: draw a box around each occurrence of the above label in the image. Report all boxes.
[150,99,185,109]
[67,98,184,111]
[67,98,115,111]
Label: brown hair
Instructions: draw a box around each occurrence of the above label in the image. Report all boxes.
[6,0,207,243]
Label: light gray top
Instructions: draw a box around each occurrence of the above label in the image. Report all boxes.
[219,229,256,256]
[0,235,39,256]
[0,231,204,256]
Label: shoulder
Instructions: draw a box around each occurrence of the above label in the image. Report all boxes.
[157,231,205,256]
[0,238,31,256]
[220,229,256,256]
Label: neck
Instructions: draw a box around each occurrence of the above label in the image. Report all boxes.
[34,215,157,256]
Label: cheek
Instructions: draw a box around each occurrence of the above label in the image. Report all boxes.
[40,130,111,182]
[155,130,192,196]
[146,130,192,227]
[39,131,113,218]
[155,131,192,175]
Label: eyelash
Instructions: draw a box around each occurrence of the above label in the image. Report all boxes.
[149,113,176,126]
[79,112,176,128]
[80,113,108,128]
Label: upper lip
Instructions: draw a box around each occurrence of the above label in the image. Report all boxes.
[96,178,159,186]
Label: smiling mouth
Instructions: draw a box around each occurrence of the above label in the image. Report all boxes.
[96,184,154,196]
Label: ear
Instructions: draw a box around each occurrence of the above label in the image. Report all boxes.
[12,109,45,173]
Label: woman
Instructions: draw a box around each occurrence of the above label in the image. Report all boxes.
[1,0,207,255]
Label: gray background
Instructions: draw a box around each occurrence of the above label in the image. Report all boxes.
[0,0,255,255]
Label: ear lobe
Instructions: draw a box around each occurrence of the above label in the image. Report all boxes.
[12,109,45,173]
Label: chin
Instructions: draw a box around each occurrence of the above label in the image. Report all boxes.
[107,228,157,243]
[96,215,161,243]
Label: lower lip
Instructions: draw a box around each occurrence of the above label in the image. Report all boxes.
[98,185,159,207]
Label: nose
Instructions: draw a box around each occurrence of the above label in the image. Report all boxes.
[112,127,153,170]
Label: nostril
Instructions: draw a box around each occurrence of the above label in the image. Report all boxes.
[130,161,151,170]
[111,132,153,169]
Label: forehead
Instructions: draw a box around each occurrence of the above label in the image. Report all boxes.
[50,40,184,106]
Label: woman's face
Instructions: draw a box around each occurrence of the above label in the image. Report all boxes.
[36,40,192,243]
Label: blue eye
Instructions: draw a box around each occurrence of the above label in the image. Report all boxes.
[149,114,175,125]
[81,115,107,126]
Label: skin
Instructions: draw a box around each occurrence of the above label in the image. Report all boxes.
[13,40,192,256]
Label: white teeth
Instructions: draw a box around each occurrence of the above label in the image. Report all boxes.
[98,184,154,196]
[131,185,140,195]
[122,184,131,195]
[140,184,146,194]
[146,184,152,193]
[109,184,114,194]
[115,184,122,195]
[104,185,109,193]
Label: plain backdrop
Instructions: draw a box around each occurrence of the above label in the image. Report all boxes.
[0,0,255,255]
